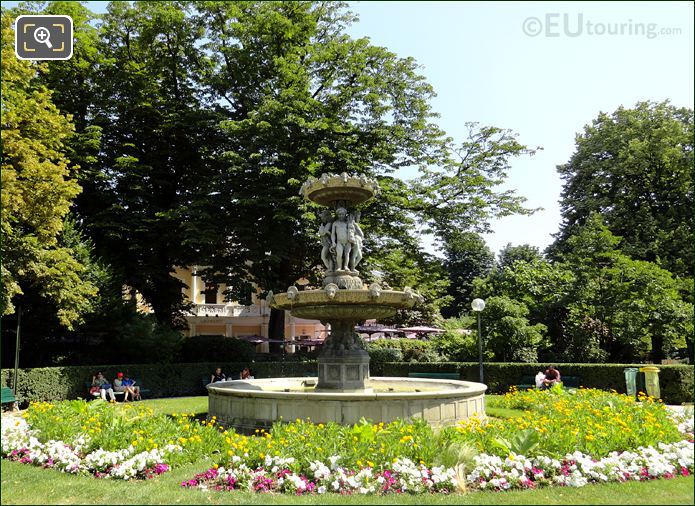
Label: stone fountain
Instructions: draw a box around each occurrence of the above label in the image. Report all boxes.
[207,173,486,430]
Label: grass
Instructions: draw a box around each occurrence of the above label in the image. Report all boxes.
[485,395,526,419]
[123,396,209,417]
[3,396,693,505]
[2,460,692,505]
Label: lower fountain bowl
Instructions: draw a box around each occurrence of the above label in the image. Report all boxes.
[207,377,486,431]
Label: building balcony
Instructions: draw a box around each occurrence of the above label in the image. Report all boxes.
[188,303,271,318]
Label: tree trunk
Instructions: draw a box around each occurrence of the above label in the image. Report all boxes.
[650,334,665,363]
[268,307,285,354]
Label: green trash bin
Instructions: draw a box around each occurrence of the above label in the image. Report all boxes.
[640,366,661,399]
[624,368,639,399]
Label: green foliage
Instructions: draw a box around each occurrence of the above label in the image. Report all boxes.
[431,317,478,362]
[1,11,97,328]
[178,335,256,364]
[0,361,318,405]
[367,347,403,364]
[553,100,694,278]
[477,296,547,363]
[559,215,693,362]
[368,339,443,363]
[497,243,543,269]
[440,232,494,318]
[491,429,540,456]
[474,216,693,363]
[361,249,450,325]
[377,362,694,404]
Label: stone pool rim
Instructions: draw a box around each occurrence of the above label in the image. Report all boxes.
[206,376,487,401]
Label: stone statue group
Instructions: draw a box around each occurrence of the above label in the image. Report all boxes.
[319,207,364,272]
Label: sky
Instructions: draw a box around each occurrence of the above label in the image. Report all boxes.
[4,1,694,256]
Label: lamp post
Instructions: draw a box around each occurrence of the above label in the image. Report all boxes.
[471,298,486,383]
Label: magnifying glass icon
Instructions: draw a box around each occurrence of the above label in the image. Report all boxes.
[33,27,52,49]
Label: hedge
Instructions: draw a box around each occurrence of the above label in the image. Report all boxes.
[374,362,694,404]
[0,361,317,406]
[2,361,692,406]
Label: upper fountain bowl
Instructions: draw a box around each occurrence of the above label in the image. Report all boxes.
[268,286,423,321]
[299,172,380,206]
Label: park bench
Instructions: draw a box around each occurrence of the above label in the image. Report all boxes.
[85,381,125,401]
[407,372,460,380]
[1,386,18,411]
[131,379,150,398]
[512,375,582,391]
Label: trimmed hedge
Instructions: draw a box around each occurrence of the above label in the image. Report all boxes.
[375,362,694,404]
[2,361,692,405]
[0,361,318,406]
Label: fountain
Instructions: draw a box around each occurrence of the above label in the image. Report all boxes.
[207,173,487,430]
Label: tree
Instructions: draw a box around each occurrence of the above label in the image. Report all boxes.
[552,101,694,278]
[559,214,692,362]
[1,12,97,328]
[477,296,546,363]
[21,1,539,335]
[440,231,494,318]
[361,248,450,326]
[198,2,539,337]
[497,243,542,269]
[66,1,225,328]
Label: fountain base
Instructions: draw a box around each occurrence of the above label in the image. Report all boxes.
[207,377,487,432]
[318,349,370,390]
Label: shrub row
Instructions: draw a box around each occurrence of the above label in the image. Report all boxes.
[374,362,694,404]
[2,361,692,405]
[0,361,317,406]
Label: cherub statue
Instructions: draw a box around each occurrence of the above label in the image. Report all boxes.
[348,210,364,271]
[318,210,334,271]
[331,207,352,271]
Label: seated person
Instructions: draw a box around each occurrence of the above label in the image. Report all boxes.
[113,372,135,402]
[211,367,226,383]
[542,366,562,389]
[92,372,116,401]
[122,374,141,400]
[240,367,254,380]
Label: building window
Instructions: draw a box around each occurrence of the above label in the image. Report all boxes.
[204,282,218,304]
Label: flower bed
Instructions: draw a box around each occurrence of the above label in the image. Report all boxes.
[1,417,178,480]
[2,389,693,494]
[448,387,684,458]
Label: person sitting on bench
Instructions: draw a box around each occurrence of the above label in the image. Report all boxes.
[542,365,561,389]
[211,367,227,383]
[122,374,142,400]
[92,372,116,401]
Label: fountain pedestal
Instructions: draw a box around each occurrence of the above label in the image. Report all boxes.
[316,319,369,389]
[318,350,370,390]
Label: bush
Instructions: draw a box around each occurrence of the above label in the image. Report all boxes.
[379,362,694,404]
[367,347,403,364]
[1,361,318,406]
[178,335,255,363]
[368,339,443,362]
[2,361,691,405]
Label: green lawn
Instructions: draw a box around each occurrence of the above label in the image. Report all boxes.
[3,396,693,505]
[485,395,526,419]
[2,460,692,505]
[126,396,209,417]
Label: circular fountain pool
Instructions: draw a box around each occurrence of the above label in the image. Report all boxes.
[207,377,486,431]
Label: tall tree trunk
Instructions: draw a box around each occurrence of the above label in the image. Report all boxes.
[268,308,285,354]
[650,334,665,363]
